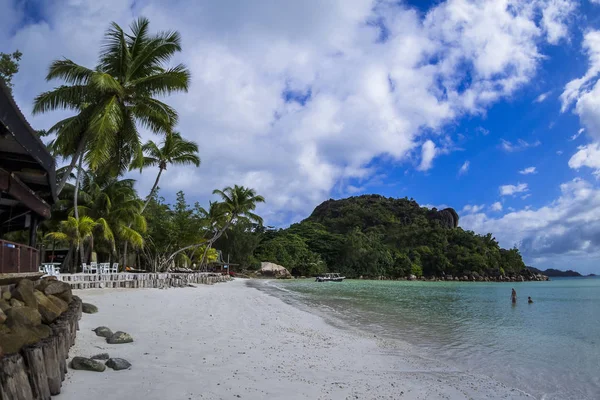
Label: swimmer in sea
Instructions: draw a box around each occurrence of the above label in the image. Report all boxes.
[528,296,533,304]
[511,288,517,304]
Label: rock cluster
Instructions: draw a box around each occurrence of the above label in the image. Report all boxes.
[0,277,74,355]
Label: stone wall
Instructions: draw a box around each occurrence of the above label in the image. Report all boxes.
[59,272,232,290]
[0,295,82,400]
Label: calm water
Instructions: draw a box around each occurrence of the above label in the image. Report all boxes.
[256,277,600,400]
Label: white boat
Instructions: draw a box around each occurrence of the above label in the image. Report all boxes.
[315,273,345,282]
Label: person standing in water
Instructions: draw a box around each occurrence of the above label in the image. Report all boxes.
[511,288,517,304]
[528,296,533,303]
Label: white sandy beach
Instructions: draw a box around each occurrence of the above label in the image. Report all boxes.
[58,279,531,400]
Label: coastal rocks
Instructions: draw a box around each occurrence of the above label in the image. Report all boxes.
[82,302,99,314]
[106,358,132,370]
[33,290,62,324]
[70,356,106,372]
[91,353,110,360]
[0,299,10,312]
[258,262,292,279]
[40,280,73,304]
[11,279,37,308]
[10,298,24,307]
[0,308,5,324]
[93,326,113,338]
[2,290,11,301]
[107,331,133,344]
[48,294,69,313]
[408,275,417,281]
[5,306,42,327]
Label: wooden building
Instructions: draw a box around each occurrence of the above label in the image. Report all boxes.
[0,79,57,275]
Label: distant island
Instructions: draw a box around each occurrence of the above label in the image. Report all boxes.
[528,267,593,277]
[249,195,547,282]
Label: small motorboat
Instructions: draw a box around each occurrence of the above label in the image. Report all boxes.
[315,273,345,282]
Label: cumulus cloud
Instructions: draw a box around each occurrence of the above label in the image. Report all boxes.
[458,160,470,175]
[500,139,542,152]
[569,143,600,177]
[519,166,537,174]
[418,140,437,171]
[462,178,600,274]
[500,183,529,196]
[571,128,585,140]
[490,202,503,211]
[0,0,579,224]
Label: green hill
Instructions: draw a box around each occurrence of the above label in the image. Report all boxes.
[254,195,527,278]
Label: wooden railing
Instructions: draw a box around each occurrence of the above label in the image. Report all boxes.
[0,239,39,274]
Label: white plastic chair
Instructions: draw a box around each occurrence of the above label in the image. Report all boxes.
[90,261,98,274]
[82,263,89,273]
[99,263,110,274]
[111,263,119,273]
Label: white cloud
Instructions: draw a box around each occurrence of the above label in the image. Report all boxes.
[458,160,470,175]
[519,166,537,174]
[522,193,532,199]
[540,0,576,44]
[418,140,437,171]
[557,150,564,155]
[569,143,600,177]
[476,127,490,136]
[500,183,529,196]
[571,128,585,140]
[534,91,551,102]
[491,202,503,211]
[461,178,600,274]
[500,139,542,152]
[462,204,485,214]
[0,0,579,224]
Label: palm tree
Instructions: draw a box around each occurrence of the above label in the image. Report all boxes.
[138,132,200,213]
[77,173,146,265]
[200,186,265,267]
[33,17,191,194]
[45,216,113,273]
[165,186,264,269]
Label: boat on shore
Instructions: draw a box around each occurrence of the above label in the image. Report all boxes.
[315,273,345,282]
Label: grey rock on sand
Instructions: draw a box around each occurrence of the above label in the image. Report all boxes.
[106,358,132,371]
[93,326,113,338]
[107,331,133,344]
[82,303,99,314]
[70,356,106,372]
[90,353,110,360]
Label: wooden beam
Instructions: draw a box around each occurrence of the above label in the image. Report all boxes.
[0,169,51,219]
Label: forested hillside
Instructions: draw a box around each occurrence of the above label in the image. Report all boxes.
[218,195,528,279]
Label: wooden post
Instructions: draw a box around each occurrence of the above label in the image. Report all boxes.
[22,343,51,400]
[0,353,34,400]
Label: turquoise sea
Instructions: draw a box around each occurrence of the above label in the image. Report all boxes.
[256,277,600,400]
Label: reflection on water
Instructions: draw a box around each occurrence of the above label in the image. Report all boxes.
[255,277,600,400]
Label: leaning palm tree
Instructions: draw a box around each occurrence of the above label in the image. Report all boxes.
[138,132,200,213]
[165,186,264,269]
[33,17,191,195]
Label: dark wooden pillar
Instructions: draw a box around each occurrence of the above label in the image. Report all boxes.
[29,214,38,247]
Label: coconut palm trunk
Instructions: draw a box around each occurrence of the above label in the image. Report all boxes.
[56,138,86,196]
[74,153,85,268]
[141,167,164,213]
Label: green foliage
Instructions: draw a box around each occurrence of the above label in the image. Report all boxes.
[255,233,326,276]
[0,50,22,90]
[256,195,527,278]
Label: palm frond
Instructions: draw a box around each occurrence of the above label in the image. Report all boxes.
[45,59,95,85]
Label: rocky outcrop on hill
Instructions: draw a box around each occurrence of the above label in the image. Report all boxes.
[257,262,292,279]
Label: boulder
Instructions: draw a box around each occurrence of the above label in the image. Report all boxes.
[93,326,113,338]
[408,274,416,281]
[10,298,24,307]
[56,290,73,304]
[42,281,71,296]
[91,353,110,360]
[33,290,63,324]
[0,324,51,353]
[2,290,11,301]
[0,299,10,312]
[5,306,42,328]
[107,331,133,344]
[0,308,5,324]
[259,262,292,278]
[11,279,37,308]
[0,324,10,334]
[47,294,69,314]
[0,333,25,354]
[70,357,106,372]
[82,303,98,314]
[106,358,132,371]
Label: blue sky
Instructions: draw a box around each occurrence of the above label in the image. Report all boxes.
[3,0,600,274]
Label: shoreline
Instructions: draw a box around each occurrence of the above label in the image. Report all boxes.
[59,279,532,400]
